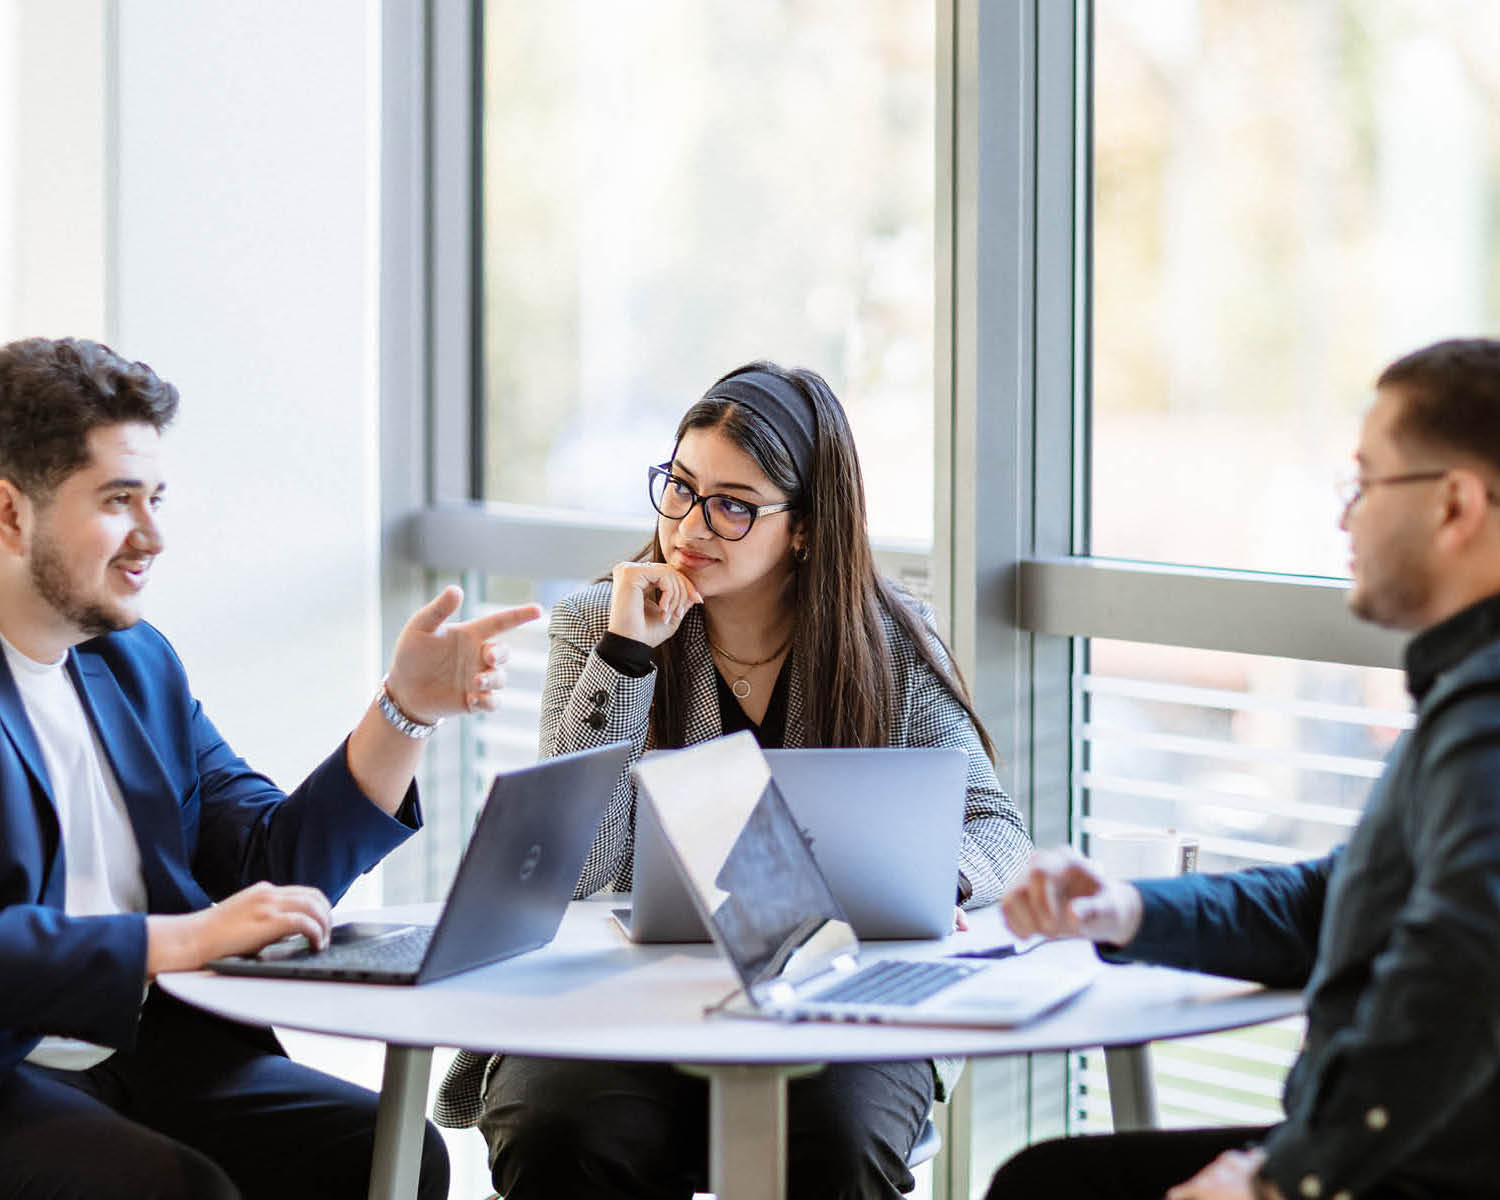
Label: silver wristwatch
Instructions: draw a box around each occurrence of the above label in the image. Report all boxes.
[375,678,439,740]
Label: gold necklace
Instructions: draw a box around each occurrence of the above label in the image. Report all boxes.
[707,632,792,700]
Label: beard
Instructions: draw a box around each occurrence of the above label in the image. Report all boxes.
[1347,534,1432,631]
[29,530,134,639]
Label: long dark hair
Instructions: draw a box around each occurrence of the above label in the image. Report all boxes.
[625,361,996,761]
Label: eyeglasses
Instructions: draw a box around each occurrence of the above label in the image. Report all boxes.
[1336,470,1450,513]
[647,464,793,541]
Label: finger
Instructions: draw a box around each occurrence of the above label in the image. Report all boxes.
[468,603,543,639]
[1060,857,1105,898]
[407,585,465,634]
[1009,871,1046,935]
[275,910,329,952]
[466,689,500,713]
[483,643,511,669]
[472,667,508,693]
[953,907,968,932]
[1000,892,1037,938]
[1069,895,1115,940]
[282,886,333,936]
[616,562,673,591]
[1039,870,1063,931]
[666,577,695,623]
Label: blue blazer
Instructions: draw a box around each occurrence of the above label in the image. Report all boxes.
[0,621,420,1082]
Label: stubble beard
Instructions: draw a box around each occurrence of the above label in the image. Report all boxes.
[30,532,133,639]
[1348,549,1431,631]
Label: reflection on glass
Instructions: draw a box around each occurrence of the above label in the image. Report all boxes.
[1091,0,1500,575]
[481,0,934,543]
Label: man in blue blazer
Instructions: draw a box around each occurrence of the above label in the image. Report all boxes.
[0,337,540,1199]
[992,339,1500,1200]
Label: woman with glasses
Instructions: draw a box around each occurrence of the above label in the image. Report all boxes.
[437,361,1031,1200]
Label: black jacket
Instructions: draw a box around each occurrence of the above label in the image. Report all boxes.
[1114,592,1500,1200]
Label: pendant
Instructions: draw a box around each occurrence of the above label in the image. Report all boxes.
[731,678,751,700]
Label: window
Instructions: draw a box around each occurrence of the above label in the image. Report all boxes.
[1091,0,1500,576]
[1065,0,1488,1142]
[480,0,937,546]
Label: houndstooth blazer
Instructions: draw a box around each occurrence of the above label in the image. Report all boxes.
[434,578,1033,1128]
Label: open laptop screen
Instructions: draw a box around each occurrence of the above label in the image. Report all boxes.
[635,733,859,990]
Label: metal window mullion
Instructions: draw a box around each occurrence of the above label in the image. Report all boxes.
[427,0,478,504]
[946,0,1079,1170]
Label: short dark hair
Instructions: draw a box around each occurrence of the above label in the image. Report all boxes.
[0,337,179,498]
[1378,338,1500,474]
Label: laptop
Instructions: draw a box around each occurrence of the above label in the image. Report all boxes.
[207,742,630,985]
[634,733,1098,1027]
[616,747,966,943]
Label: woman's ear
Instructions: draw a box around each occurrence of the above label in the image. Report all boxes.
[789,518,810,564]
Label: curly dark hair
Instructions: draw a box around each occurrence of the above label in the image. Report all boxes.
[0,337,179,499]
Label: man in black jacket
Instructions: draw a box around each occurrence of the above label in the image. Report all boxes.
[991,337,1500,1200]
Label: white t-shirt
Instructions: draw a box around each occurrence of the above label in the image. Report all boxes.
[3,634,148,1071]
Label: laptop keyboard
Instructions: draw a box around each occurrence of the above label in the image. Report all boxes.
[815,958,979,1007]
[303,926,434,973]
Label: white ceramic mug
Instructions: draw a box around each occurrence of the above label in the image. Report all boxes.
[1089,828,1198,879]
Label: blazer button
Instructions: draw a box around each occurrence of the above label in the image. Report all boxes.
[591,689,608,707]
[1364,1106,1388,1131]
[586,711,607,730]
[1298,1175,1322,1199]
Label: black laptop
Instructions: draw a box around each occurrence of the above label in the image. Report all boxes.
[207,742,629,985]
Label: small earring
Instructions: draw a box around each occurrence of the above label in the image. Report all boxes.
[794,545,809,564]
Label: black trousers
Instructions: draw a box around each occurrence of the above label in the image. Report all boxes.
[480,1055,935,1200]
[985,1126,1435,1200]
[0,990,449,1200]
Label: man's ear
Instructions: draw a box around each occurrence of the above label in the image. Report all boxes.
[0,479,32,557]
[1435,467,1494,553]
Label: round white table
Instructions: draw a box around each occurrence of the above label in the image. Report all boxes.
[160,899,1301,1200]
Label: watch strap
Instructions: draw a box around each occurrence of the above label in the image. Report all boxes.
[376,679,439,740]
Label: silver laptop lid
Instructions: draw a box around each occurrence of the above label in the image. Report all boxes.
[628,746,966,943]
[634,732,859,992]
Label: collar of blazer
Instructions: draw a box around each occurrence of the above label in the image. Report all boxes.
[0,652,49,803]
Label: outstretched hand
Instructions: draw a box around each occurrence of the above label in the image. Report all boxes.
[384,586,542,723]
[1000,847,1144,946]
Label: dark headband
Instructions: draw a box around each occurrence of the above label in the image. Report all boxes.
[704,369,817,487]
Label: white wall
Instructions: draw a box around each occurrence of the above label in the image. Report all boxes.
[0,0,109,340]
[112,1,383,806]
